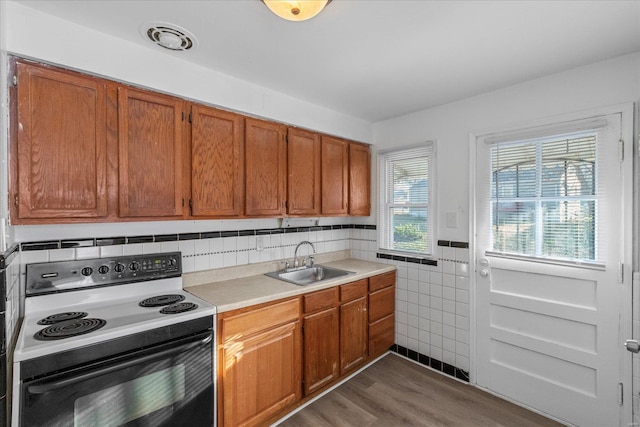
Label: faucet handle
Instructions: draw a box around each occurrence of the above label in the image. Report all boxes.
[283,260,290,271]
[307,256,315,267]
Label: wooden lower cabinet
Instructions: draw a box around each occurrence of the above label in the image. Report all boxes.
[219,298,301,427]
[303,307,340,394]
[368,271,396,359]
[339,280,368,375]
[217,272,396,426]
[302,287,339,396]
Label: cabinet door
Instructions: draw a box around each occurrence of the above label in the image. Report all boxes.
[321,136,349,215]
[349,142,371,216]
[221,320,302,427]
[191,105,244,217]
[340,296,368,374]
[303,307,339,395]
[369,313,395,358]
[245,118,287,216]
[15,62,108,220]
[287,128,321,215]
[118,87,184,218]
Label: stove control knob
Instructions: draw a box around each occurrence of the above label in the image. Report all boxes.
[114,263,126,273]
[167,258,177,267]
[81,267,93,276]
[98,265,110,275]
[129,261,140,272]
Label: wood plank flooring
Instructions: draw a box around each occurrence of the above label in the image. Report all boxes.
[275,353,563,426]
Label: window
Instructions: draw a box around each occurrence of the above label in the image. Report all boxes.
[489,125,605,263]
[378,144,434,257]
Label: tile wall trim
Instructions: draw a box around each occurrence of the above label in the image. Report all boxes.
[390,344,469,382]
[19,224,375,251]
[376,253,438,266]
[0,244,19,270]
[437,240,469,248]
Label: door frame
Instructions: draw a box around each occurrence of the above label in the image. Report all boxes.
[468,103,634,424]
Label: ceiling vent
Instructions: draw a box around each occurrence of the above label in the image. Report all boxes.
[140,22,198,51]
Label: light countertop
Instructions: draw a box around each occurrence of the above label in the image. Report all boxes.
[184,251,395,313]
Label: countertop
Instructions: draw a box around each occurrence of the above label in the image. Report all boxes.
[184,251,395,313]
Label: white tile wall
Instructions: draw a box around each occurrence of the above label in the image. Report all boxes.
[361,228,471,373]
[5,252,20,351]
[12,226,471,375]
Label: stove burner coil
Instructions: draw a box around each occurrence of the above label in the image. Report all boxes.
[139,294,185,307]
[160,302,198,314]
[34,318,107,341]
[37,311,88,325]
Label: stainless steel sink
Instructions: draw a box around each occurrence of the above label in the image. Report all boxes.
[265,265,354,286]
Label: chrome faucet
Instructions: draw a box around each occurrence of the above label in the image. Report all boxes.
[293,241,316,269]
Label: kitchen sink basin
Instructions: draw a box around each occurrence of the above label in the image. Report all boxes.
[265,265,354,286]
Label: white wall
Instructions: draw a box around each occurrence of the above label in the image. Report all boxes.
[0,0,12,250]
[4,1,377,242]
[373,53,640,244]
[5,1,372,144]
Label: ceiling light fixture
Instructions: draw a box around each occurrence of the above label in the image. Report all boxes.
[262,0,332,22]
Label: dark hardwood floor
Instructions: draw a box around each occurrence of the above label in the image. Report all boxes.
[275,353,563,426]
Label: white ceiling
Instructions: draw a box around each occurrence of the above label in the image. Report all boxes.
[14,0,640,122]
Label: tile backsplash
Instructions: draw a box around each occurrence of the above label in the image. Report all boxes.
[16,224,470,380]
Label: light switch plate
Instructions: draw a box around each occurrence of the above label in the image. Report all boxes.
[446,212,457,228]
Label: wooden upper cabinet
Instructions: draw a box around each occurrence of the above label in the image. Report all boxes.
[321,136,349,215]
[349,142,371,216]
[14,61,108,221]
[287,128,321,216]
[245,118,287,217]
[191,105,244,217]
[118,87,184,218]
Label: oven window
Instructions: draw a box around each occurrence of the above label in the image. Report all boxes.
[74,364,186,426]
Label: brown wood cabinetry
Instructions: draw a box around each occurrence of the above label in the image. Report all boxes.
[191,105,244,217]
[219,298,302,427]
[339,279,368,374]
[218,271,395,426]
[245,118,287,217]
[13,61,109,221]
[302,287,339,395]
[118,86,185,218]
[321,136,349,215]
[368,271,396,358]
[287,128,321,215]
[10,59,372,224]
[349,142,371,216]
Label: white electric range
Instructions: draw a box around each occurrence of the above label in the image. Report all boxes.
[13,252,216,427]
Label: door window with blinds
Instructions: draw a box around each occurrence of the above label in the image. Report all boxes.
[486,118,611,265]
[378,144,434,256]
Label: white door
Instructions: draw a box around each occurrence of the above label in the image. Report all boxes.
[473,109,632,427]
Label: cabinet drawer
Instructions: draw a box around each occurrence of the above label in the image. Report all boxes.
[369,286,395,323]
[340,279,367,302]
[369,271,396,292]
[369,313,395,357]
[221,298,299,340]
[304,287,338,313]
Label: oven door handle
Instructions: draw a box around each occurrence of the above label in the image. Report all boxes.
[27,332,213,395]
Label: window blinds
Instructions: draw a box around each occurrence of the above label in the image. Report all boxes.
[378,144,434,256]
[487,118,609,264]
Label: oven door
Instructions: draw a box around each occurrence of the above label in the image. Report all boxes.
[20,331,213,427]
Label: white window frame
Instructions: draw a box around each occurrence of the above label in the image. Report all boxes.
[377,142,436,258]
[480,115,617,268]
